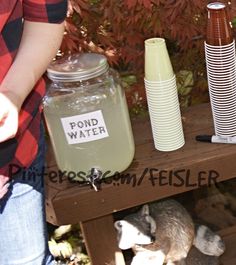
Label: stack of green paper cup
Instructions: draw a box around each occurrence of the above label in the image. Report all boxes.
[144,38,185,151]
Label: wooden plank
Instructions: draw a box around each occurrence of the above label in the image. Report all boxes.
[51,153,236,224]
[80,214,125,265]
[45,103,236,224]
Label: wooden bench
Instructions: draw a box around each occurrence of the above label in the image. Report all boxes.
[45,103,236,265]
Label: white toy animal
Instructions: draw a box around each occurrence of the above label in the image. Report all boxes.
[185,246,220,265]
[193,224,225,257]
[114,199,225,265]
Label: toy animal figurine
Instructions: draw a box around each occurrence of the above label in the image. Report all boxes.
[185,246,220,265]
[114,199,225,265]
[193,224,225,257]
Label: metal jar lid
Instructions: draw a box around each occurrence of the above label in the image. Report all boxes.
[47,53,109,82]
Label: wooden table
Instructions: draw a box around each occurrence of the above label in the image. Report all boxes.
[45,103,236,265]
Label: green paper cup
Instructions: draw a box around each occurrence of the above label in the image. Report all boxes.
[145,38,174,81]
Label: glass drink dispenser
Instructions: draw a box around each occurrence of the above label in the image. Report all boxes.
[43,53,135,187]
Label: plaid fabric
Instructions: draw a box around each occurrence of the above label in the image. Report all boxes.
[0,0,67,176]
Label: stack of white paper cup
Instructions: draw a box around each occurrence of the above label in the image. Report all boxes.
[144,38,185,151]
[205,40,236,136]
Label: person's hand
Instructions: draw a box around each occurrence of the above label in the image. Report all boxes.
[0,91,20,143]
[0,175,10,199]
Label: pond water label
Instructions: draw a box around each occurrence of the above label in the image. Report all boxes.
[61,110,109,144]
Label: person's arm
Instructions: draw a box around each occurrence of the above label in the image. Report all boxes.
[0,21,65,142]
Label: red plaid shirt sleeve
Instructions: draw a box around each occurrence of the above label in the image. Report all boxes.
[23,0,67,23]
[0,0,67,177]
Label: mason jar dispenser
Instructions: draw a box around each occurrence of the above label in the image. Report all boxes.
[43,53,135,188]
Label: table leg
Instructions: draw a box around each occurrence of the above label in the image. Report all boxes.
[80,214,126,265]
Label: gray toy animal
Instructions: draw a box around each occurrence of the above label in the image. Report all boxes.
[185,246,220,265]
[114,199,225,265]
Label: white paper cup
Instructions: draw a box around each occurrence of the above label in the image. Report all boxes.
[154,141,185,148]
[209,87,236,94]
[149,118,182,126]
[205,49,235,56]
[210,95,236,102]
[205,40,235,47]
[215,129,236,135]
[205,53,236,59]
[145,86,176,92]
[145,86,177,94]
[144,80,176,87]
[211,103,236,110]
[209,87,236,93]
[153,134,185,143]
[212,110,236,117]
[148,107,180,117]
[213,115,236,122]
[149,110,181,118]
[211,109,236,117]
[145,84,177,92]
[210,94,236,101]
[145,85,177,92]
[206,60,236,68]
[207,63,236,70]
[205,52,236,59]
[146,96,178,103]
[206,65,236,73]
[211,100,236,108]
[207,73,236,80]
[215,128,236,133]
[207,70,236,76]
[208,82,236,89]
[205,50,235,57]
[144,75,176,84]
[215,127,236,133]
[209,88,236,94]
[206,53,236,61]
[145,81,177,88]
[205,51,235,57]
[209,91,236,98]
[214,122,236,129]
[154,141,185,152]
[151,128,183,135]
[210,101,236,108]
[152,128,184,137]
[154,139,185,145]
[151,131,184,140]
[150,119,183,131]
[147,96,179,103]
[151,129,183,138]
[207,69,236,75]
[150,118,182,126]
[146,92,178,99]
[206,52,236,58]
[214,115,236,122]
[213,120,236,126]
[148,106,181,113]
[205,41,235,50]
[209,96,236,104]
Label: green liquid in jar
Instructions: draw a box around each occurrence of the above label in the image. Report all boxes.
[43,82,135,181]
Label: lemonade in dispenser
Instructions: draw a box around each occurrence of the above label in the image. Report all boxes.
[43,53,135,189]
